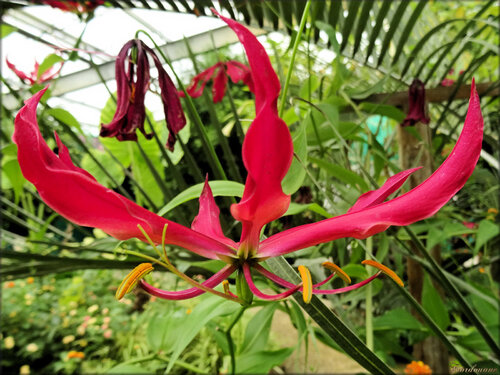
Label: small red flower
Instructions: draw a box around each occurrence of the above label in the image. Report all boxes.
[100,39,186,151]
[402,79,430,127]
[6,58,62,86]
[180,61,254,102]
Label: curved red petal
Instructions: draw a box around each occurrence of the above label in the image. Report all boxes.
[191,177,237,248]
[13,88,236,260]
[212,67,228,103]
[260,81,483,257]
[347,167,422,213]
[214,10,293,248]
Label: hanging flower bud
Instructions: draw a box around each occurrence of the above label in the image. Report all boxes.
[402,79,430,127]
[100,39,186,151]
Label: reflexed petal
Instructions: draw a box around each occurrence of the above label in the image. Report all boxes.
[259,81,483,257]
[6,58,35,84]
[212,66,228,103]
[214,10,293,248]
[348,167,421,213]
[191,177,237,248]
[225,60,254,92]
[143,43,186,150]
[13,88,236,260]
[185,64,219,98]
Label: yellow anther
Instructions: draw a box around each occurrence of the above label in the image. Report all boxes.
[222,280,230,295]
[362,260,404,287]
[298,265,312,304]
[116,263,154,300]
[322,261,351,284]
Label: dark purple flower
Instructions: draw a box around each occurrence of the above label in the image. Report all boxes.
[100,39,186,151]
[402,78,430,127]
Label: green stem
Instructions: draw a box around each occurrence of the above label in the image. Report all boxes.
[226,306,247,375]
[156,353,209,374]
[365,236,374,351]
[279,0,312,117]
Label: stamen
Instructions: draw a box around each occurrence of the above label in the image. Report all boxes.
[322,261,351,284]
[222,280,230,295]
[116,263,153,300]
[362,260,404,287]
[298,265,312,304]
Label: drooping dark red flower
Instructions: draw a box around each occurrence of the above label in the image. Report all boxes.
[180,61,254,102]
[100,39,186,151]
[402,78,430,127]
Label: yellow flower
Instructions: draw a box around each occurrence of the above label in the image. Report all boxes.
[26,277,34,284]
[62,335,75,344]
[77,339,88,347]
[5,281,15,288]
[405,360,432,374]
[19,365,30,375]
[87,304,99,314]
[479,267,485,273]
[101,307,109,315]
[26,343,38,353]
[487,208,498,215]
[4,336,15,349]
[186,308,192,315]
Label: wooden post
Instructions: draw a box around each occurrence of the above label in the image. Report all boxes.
[397,116,449,374]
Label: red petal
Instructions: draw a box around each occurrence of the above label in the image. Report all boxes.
[347,167,422,213]
[191,177,237,248]
[212,67,228,103]
[185,64,219,98]
[214,10,293,249]
[13,88,236,260]
[6,58,35,85]
[259,80,483,257]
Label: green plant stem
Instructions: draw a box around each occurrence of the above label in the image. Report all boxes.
[224,86,245,144]
[279,0,312,117]
[156,353,209,374]
[365,236,374,351]
[226,306,247,375]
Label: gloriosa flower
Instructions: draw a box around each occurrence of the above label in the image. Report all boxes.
[100,39,186,151]
[13,10,483,305]
[402,78,430,127]
[180,60,254,102]
[6,57,62,86]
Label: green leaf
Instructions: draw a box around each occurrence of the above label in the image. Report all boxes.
[341,264,368,280]
[311,157,369,192]
[235,348,294,374]
[37,54,64,79]
[373,308,425,331]
[422,274,450,331]
[46,108,83,135]
[1,158,25,202]
[107,364,154,374]
[157,181,244,216]
[81,150,125,187]
[282,119,308,195]
[1,24,16,38]
[474,220,499,255]
[165,295,239,373]
[241,303,277,354]
[284,202,331,218]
